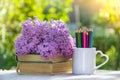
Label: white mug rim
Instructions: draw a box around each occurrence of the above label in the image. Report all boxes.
[75,47,96,50]
[75,47,96,49]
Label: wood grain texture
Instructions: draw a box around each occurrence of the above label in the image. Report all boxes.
[17,54,70,62]
[17,55,72,74]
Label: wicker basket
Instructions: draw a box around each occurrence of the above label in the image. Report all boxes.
[16,54,72,74]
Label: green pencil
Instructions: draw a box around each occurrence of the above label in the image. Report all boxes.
[79,29,82,48]
[75,30,78,48]
[80,30,83,48]
[77,30,81,48]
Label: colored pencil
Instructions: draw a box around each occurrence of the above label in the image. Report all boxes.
[83,31,87,48]
[75,28,93,48]
[89,29,93,48]
[80,31,83,48]
[88,32,90,48]
[75,30,78,48]
[86,32,88,48]
[77,30,81,48]
[90,31,93,48]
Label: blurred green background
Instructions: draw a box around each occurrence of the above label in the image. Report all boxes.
[0,0,120,70]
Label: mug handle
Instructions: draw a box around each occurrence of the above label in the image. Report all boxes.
[95,50,109,69]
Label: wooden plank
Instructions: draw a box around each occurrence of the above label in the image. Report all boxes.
[18,62,52,74]
[17,54,69,62]
[17,60,72,74]
[53,61,72,74]
[17,54,72,74]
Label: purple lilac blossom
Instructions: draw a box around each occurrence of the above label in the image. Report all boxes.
[15,17,75,59]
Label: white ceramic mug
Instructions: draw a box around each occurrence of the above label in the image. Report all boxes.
[72,48,109,75]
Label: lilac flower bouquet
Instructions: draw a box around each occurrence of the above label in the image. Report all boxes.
[15,17,75,59]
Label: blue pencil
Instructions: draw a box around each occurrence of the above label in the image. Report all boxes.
[89,31,93,48]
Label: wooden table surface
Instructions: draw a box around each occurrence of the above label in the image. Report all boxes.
[0,70,120,80]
